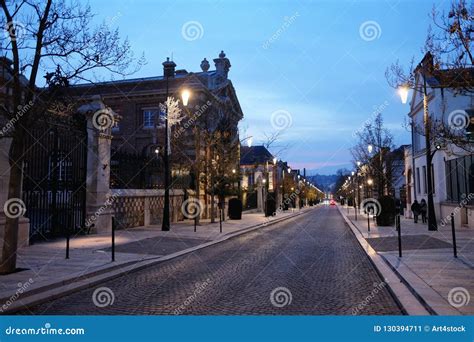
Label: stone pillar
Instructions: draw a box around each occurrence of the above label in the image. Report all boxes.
[144,197,151,226]
[0,137,30,249]
[257,178,263,213]
[78,97,117,234]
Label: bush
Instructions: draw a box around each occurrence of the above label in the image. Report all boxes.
[376,195,396,226]
[228,198,242,220]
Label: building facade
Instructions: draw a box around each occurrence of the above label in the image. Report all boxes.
[404,56,473,228]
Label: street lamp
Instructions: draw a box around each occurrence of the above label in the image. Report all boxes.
[397,54,437,231]
[181,89,191,106]
[367,144,373,154]
[161,57,177,231]
[357,161,361,167]
[398,85,409,104]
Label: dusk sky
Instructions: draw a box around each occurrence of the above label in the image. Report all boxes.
[90,0,448,174]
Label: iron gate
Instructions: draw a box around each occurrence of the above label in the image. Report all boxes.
[22,113,87,241]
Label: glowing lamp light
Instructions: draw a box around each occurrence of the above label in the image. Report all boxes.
[247,137,252,147]
[357,161,361,167]
[273,157,277,165]
[367,179,373,185]
[398,85,409,104]
[181,89,191,106]
[232,169,236,174]
[368,144,373,154]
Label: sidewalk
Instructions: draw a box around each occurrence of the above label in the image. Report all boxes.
[0,207,314,313]
[340,205,474,315]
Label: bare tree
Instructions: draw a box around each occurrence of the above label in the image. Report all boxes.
[350,113,394,198]
[261,130,291,158]
[0,0,136,273]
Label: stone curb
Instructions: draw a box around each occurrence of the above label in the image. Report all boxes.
[2,207,316,314]
[337,205,430,316]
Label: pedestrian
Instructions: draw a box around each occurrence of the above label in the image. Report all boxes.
[411,200,420,223]
[420,199,427,224]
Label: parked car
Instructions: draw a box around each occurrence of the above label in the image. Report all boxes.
[330,199,336,206]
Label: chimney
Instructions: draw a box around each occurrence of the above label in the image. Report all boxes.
[162,57,176,78]
[213,50,231,79]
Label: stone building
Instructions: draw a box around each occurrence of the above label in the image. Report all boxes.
[71,51,244,223]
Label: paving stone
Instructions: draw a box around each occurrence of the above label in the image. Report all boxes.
[20,207,403,315]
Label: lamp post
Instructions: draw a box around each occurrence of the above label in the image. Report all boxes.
[161,58,176,231]
[397,54,437,231]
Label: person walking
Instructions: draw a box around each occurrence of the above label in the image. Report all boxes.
[411,200,420,224]
[420,199,427,224]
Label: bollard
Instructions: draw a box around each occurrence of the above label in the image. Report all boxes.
[194,216,197,232]
[450,213,457,258]
[65,227,70,260]
[367,212,370,232]
[219,208,223,233]
[112,216,116,262]
[396,215,402,258]
[354,205,357,221]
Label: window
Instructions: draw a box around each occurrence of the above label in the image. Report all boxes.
[142,108,159,129]
[248,173,255,187]
[416,167,421,194]
[422,166,427,194]
[445,155,474,204]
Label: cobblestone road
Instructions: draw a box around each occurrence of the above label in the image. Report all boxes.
[21,206,403,315]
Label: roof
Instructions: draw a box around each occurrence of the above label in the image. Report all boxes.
[426,68,474,89]
[240,146,274,165]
